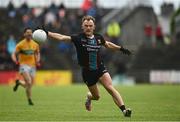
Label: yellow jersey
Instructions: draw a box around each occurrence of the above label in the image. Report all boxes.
[15,39,40,67]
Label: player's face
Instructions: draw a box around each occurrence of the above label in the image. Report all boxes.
[82,20,95,37]
[24,29,32,40]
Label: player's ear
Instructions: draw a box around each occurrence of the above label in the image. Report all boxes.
[23,33,26,37]
[81,24,84,30]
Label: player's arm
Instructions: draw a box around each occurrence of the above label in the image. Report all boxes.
[34,45,41,67]
[104,41,121,51]
[35,50,40,63]
[11,44,22,64]
[48,32,72,42]
[104,41,131,55]
[11,50,19,65]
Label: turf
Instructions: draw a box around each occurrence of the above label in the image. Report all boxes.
[0,84,180,121]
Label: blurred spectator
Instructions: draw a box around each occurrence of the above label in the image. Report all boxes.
[31,8,43,18]
[68,13,79,34]
[18,2,29,15]
[58,42,71,53]
[58,3,69,34]
[163,35,171,45]
[58,3,66,19]
[6,35,16,55]
[83,0,101,21]
[7,1,16,18]
[8,10,16,18]
[81,0,93,12]
[7,1,14,11]
[23,13,36,28]
[51,19,61,32]
[87,6,96,17]
[44,11,56,26]
[155,24,164,46]
[49,2,58,13]
[87,0,97,17]
[144,23,153,46]
[107,20,121,44]
[0,1,107,70]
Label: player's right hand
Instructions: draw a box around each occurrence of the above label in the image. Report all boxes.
[15,61,19,66]
[14,61,19,70]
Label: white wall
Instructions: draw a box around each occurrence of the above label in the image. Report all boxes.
[150,70,180,83]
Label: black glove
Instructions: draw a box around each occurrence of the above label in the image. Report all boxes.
[42,26,48,35]
[35,26,48,35]
[120,47,131,55]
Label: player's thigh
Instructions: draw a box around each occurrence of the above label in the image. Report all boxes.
[99,72,113,88]
[88,84,100,97]
[19,65,31,82]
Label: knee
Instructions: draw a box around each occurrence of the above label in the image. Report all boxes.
[25,81,32,88]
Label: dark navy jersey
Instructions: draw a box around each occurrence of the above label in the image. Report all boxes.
[71,33,106,70]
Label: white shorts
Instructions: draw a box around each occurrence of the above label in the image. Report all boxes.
[19,64,36,77]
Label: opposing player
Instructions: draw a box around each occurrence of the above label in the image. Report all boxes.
[44,15,132,117]
[12,27,40,105]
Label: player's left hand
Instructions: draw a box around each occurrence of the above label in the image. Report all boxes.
[35,26,48,35]
[120,47,131,55]
[42,27,48,35]
[36,62,41,69]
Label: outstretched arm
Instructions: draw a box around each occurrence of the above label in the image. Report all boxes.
[35,47,40,64]
[47,31,72,42]
[11,51,19,65]
[11,43,20,64]
[104,41,121,51]
[34,49,41,68]
[104,41,131,55]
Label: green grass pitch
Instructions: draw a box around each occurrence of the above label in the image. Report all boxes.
[0,84,180,121]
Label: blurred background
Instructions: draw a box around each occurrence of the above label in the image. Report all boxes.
[0,0,180,86]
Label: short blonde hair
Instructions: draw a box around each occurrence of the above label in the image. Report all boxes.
[82,15,95,23]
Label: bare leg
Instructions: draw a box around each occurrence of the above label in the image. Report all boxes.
[99,73,124,107]
[21,72,31,99]
[85,84,100,111]
[13,75,26,91]
[21,72,33,105]
[18,78,26,88]
[87,84,100,100]
[99,72,131,117]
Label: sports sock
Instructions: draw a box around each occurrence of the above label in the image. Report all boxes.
[28,99,34,105]
[119,105,126,112]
